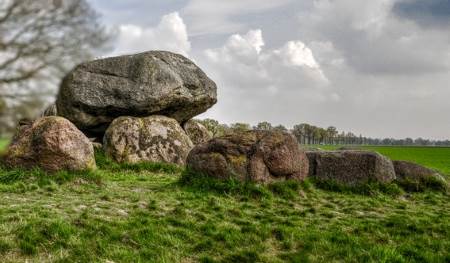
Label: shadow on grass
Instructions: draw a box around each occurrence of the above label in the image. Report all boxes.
[178,168,448,198]
[178,168,315,200]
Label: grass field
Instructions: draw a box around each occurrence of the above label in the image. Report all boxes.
[0,143,449,262]
[316,145,450,176]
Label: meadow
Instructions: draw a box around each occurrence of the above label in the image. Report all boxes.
[0,142,448,262]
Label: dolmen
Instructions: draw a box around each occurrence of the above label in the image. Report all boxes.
[4,51,217,171]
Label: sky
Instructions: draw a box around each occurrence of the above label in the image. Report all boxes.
[87,0,450,140]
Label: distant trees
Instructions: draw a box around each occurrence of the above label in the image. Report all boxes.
[0,0,110,136]
[254,121,272,131]
[198,118,450,146]
[230,123,251,132]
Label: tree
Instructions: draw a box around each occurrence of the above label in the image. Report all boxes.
[254,121,272,131]
[326,126,338,144]
[0,0,109,134]
[230,122,251,132]
[198,118,220,137]
[273,125,288,132]
[292,124,305,144]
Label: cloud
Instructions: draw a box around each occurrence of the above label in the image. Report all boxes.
[197,29,337,125]
[297,0,450,75]
[392,0,450,28]
[182,0,292,35]
[109,12,191,57]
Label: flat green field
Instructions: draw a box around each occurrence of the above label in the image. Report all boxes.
[316,145,450,175]
[0,144,448,262]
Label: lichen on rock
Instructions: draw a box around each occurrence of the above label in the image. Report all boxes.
[186,130,309,183]
[103,115,194,165]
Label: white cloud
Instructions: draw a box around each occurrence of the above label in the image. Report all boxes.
[197,29,335,125]
[109,12,191,57]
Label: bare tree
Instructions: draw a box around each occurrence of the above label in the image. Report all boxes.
[0,0,109,134]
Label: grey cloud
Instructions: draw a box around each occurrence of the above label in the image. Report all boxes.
[297,0,450,75]
[393,0,450,28]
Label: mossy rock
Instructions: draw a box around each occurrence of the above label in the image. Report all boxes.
[393,160,448,192]
[4,116,96,172]
[103,115,193,165]
[187,130,309,183]
[183,119,212,145]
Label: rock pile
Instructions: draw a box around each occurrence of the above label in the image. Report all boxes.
[187,130,309,183]
[4,51,218,171]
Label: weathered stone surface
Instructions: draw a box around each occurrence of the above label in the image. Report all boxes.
[305,151,318,177]
[183,119,212,145]
[56,51,217,136]
[187,130,309,183]
[42,103,57,117]
[103,115,193,165]
[306,150,395,185]
[4,117,96,172]
[393,160,447,191]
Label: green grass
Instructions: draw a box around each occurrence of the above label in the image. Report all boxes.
[0,152,448,262]
[316,145,450,175]
[0,142,449,262]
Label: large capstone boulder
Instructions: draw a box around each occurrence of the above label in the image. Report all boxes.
[103,115,193,165]
[183,119,212,145]
[186,130,309,183]
[306,150,395,186]
[4,117,96,172]
[56,51,217,137]
[393,160,448,191]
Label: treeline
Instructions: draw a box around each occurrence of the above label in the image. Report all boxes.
[197,119,450,146]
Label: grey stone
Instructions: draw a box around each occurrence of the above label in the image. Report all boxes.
[393,160,448,191]
[103,115,193,165]
[306,150,396,185]
[183,119,212,145]
[56,51,217,136]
